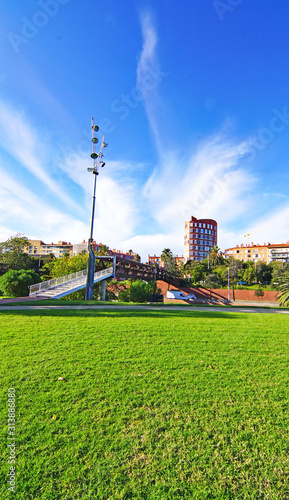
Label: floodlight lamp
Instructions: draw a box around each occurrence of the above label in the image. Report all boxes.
[91,153,98,159]
[92,137,99,144]
[102,142,108,147]
[100,162,105,168]
[94,125,99,132]
[87,167,93,172]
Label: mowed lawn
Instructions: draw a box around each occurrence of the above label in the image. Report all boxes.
[1,309,289,500]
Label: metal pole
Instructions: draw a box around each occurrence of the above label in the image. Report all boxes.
[85,118,107,301]
[85,172,97,300]
[228,267,230,302]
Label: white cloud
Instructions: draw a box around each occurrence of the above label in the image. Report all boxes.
[0,100,82,212]
[128,132,255,258]
[136,10,169,152]
[0,167,88,244]
[240,205,289,246]
[137,11,158,79]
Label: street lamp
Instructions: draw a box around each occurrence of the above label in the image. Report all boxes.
[85,118,108,300]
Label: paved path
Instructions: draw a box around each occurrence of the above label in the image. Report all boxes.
[0,304,288,314]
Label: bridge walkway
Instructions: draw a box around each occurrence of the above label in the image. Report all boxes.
[29,267,114,299]
[28,256,181,300]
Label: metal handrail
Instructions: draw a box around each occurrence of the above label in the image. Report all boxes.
[29,267,113,296]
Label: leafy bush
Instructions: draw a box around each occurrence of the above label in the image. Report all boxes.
[118,289,130,302]
[0,270,41,297]
[118,280,161,303]
[254,286,265,300]
[203,274,222,289]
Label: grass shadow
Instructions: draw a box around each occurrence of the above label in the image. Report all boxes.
[0,308,245,319]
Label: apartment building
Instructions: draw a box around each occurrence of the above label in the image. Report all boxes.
[184,216,217,262]
[73,240,139,261]
[268,243,289,262]
[25,239,140,261]
[224,242,289,264]
[147,254,184,267]
[25,240,73,258]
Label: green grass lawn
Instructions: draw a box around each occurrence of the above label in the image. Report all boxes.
[1,309,289,499]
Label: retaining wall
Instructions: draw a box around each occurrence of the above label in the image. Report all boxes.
[156,281,279,303]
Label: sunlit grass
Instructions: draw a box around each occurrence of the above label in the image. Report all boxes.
[1,309,289,499]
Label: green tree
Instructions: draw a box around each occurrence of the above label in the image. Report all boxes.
[184,260,206,284]
[214,265,229,287]
[203,273,222,289]
[0,269,41,297]
[242,262,257,284]
[270,262,289,287]
[43,253,88,280]
[255,262,272,284]
[227,257,244,283]
[0,234,33,270]
[161,248,181,276]
[161,248,173,268]
[208,246,223,268]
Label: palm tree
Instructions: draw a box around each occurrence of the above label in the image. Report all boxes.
[209,246,222,268]
[161,248,173,269]
[278,282,289,307]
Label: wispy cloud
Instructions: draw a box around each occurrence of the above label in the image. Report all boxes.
[0,167,87,243]
[136,10,169,152]
[59,152,141,246]
[137,11,158,78]
[0,100,82,212]
[144,133,254,221]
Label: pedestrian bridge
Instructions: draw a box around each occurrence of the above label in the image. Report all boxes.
[29,256,182,300]
[29,266,114,299]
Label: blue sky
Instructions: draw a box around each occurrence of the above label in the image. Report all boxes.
[1,0,289,261]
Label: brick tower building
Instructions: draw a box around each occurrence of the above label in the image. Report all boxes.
[184,216,217,262]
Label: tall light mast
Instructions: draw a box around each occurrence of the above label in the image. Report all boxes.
[85,118,108,300]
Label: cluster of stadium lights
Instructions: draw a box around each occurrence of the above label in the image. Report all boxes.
[87,123,107,174]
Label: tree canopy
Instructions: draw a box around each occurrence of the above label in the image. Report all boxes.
[0,269,41,297]
[0,234,33,271]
